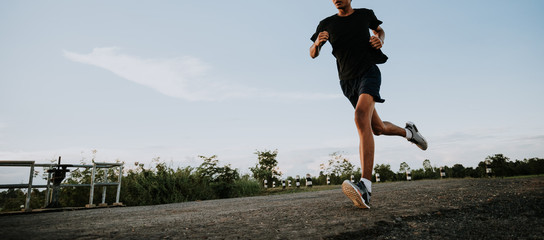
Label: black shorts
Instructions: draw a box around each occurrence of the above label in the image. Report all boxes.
[340,65,385,108]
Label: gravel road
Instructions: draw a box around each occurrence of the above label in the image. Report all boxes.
[1,177,542,239]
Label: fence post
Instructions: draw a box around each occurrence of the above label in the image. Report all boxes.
[485,160,492,177]
[305,174,312,187]
[114,164,123,206]
[24,162,35,212]
[375,173,380,182]
[100,168,108,207]
[86,163,97,208]
[43,169,53,208]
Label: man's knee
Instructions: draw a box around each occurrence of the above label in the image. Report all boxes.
[354,94,375,128]
[354,109,371,126]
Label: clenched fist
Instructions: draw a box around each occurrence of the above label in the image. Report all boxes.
[314,31,329,47]
[370,35,383,49]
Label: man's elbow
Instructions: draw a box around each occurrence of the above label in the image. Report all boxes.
[375,26,385,34]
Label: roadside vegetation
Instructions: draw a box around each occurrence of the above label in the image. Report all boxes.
[1,151,542,212]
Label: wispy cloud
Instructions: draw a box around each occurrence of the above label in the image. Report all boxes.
[63,47,239,101]
[63,47,341,101]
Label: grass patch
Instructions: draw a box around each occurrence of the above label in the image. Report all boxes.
[503,174,543,179]
[262,185,341,195]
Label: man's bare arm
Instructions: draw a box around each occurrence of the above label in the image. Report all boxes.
[310,31,329,58]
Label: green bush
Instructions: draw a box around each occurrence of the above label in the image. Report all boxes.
[119,157,263,206]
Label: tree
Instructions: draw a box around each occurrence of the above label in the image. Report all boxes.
[320,152,358,184]
[486,154,512,177]
[411,168,425,180]
[373,164,395,182]
[451,164,466,178]
[422,159,439,179]
[475,161,488,178]
[422,159,432,170]
[464,167,478,178]
[197,155,240,198]
[196,155,221,180]
[526,157,544,175]
[399,162,410,173]
[250,149,282,187]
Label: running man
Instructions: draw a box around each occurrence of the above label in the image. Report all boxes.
[310,0,428,209]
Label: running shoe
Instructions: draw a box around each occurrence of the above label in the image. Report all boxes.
[342,180,371,209]
[405,121,428,151]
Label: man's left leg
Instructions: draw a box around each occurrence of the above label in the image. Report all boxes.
[342,93,375,209]
[355,94,376,181]
[342,94,429,209]
[355,95,408,181]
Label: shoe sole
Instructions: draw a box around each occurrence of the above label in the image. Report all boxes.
[412,134,428,151]
[407,121,428,151]
[342,181,369,209]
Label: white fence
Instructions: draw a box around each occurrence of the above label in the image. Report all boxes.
[0,160,123,212]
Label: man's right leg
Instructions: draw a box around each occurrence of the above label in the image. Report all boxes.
[370,109,406,137]
[371,109,428,150]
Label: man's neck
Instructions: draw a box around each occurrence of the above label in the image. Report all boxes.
[337,7,354,17]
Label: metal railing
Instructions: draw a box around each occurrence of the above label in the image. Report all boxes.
[0,160,123,212]
[0,161,35,212]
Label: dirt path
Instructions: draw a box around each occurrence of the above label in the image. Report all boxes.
[1,177,543,239]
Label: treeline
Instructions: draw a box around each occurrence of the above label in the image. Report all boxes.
[1,152,543,212]
[311,153,544,184]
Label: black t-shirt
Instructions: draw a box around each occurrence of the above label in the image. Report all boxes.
[311,8,383,81]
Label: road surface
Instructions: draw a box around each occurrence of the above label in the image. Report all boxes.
[1,177,542,239]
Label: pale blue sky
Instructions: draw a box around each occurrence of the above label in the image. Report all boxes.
[1,0,543,183]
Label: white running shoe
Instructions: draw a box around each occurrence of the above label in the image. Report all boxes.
[342,180,371,209]
[405,121,428,150]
